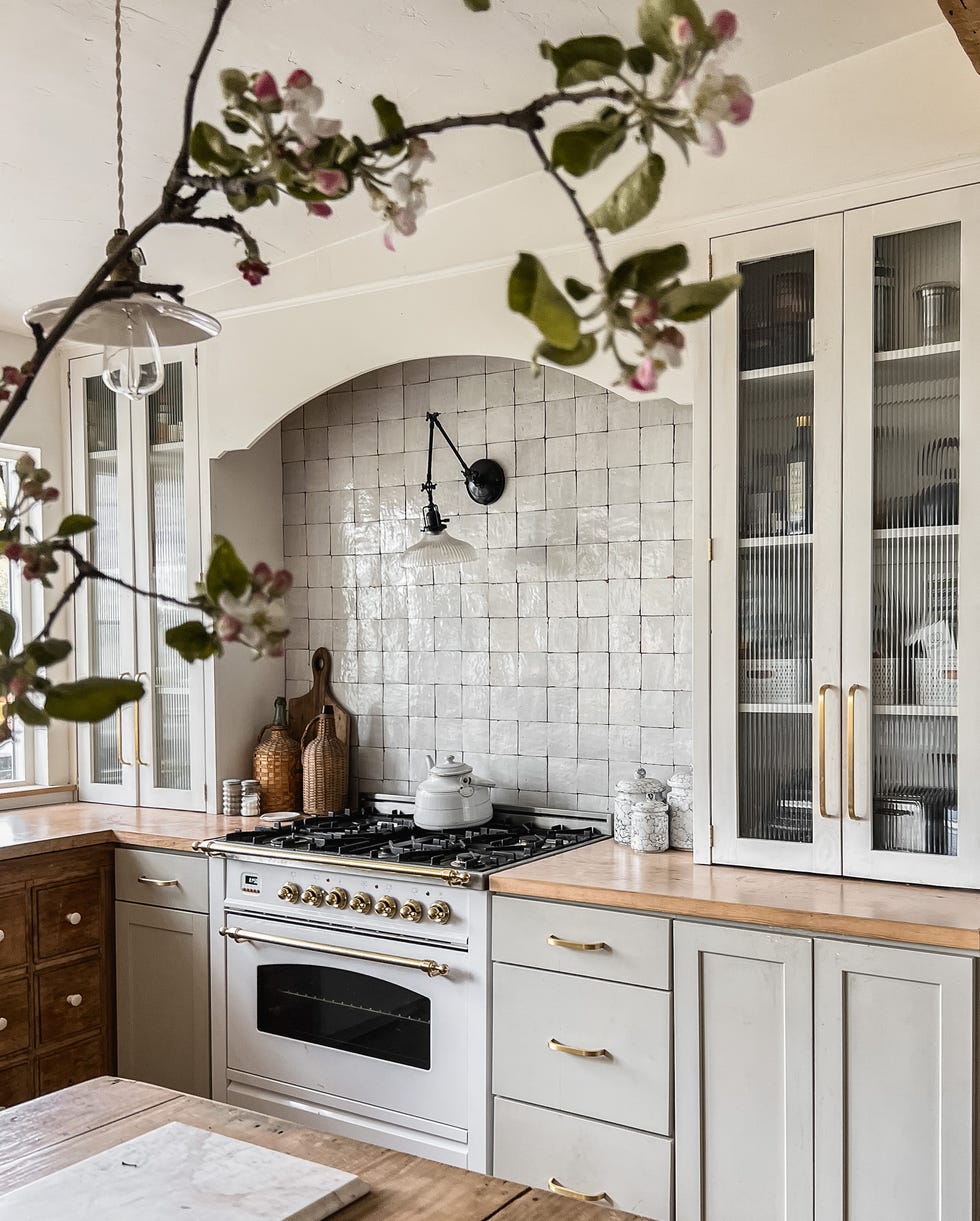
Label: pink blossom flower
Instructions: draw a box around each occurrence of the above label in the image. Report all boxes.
[217,613,243,643]
[251,562,273,587]
[3,543,23,562]
[710,10,738,42]
[681,68,754,155]
[631,297,659,329]
[252,71,280,107]
[728,86,753,124]
[653,325,686,369]
[406,137,435,176]
[8,676,28,698]
[628,356,658,393]
[41,487,59,503]
[670,15,695,47]
[268,569,293,598]
[307,202,333,219]
[237,257,270,286]
[314,169,348,197]
[2,366,25,387]
[14,454,34,478]
[285,69,313,90]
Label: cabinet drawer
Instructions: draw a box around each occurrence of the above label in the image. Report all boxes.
[37,1035,106,1096]
[493,895,670,989]
[115,848,208,913]
[35,874,103,960]
[0,1058,33,1107]
[0,890,27,971]
[494,1097,672,1221]
[37,957,103,1046]
[0,976,30,1056]
[493,962,671,1134]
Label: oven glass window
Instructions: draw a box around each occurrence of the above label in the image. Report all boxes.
[257,964,432,1070]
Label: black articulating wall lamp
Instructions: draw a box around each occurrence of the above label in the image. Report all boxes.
[401,411,506,569]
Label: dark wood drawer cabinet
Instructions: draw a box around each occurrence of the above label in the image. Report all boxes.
[0,846,113,1106]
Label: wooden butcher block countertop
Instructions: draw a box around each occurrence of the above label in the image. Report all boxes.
[490,839,980,951]
[0,801,250,861]
[0,1077,646,1221]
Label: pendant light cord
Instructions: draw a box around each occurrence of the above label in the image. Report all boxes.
[114,0,125,230]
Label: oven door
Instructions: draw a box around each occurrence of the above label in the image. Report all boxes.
[222,913,470,1129]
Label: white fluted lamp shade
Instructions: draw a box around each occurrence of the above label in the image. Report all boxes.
[401,529,477,569]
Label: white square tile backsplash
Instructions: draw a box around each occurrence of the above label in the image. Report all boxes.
[282,357,692,813]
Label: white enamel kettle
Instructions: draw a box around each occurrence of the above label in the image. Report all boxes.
[414,754,495,831]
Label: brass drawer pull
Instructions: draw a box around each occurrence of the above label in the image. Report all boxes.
[0,1017,7,1032]
[66,912,82,926]
[548,1177,608,1203]
[138,876,180,887]
[547,934,607,952]
[548,1037,609,1059]
[66,994,83,1007]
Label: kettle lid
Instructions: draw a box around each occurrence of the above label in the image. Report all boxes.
[427,753,473,778]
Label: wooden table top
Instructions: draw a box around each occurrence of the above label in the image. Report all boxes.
[0,1078,644,1220]
[490,838,980,951]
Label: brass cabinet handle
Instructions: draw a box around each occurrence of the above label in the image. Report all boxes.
[847,683,861,820]
[138,876,179,888]
[117,672,132,766]
[548,1037,609,1059]
[66,912,82,926]
[547,934,608,952]
[818,684,836,818]
[219,926,450,979]
[548,1177,608,1204]
[134,671,149,766]
[66,994,82,1007]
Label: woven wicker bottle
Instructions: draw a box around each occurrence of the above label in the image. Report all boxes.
[301,704,349,816]
[252,696,302,813]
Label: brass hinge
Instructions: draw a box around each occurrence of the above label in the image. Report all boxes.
[707,537,714,562]
[709,825,715,848]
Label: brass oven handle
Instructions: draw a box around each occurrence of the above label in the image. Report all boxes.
[134,671,149,766]
[818,684,835,818]
[547,934,608,952]
[195,839,471,888]
[138,876,180,888]
[548,1037,609,1059]
[219,926,450,979]
[117,672,132,766]
[847,683,861,820]
[548,1177,608,1204]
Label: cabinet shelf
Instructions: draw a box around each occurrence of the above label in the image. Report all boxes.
[874,704,958,717]
[873,525,959,541]
[874,341,960,362]
[739,361,814,382]
[739,534,813,550]
[739,703,812,715]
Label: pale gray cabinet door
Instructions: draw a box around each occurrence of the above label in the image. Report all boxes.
[116,901,210,1097]
[814,939,974,1221]
[674,921,813,1221]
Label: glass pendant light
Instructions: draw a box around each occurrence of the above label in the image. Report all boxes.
[23,0,220,400]
[401,412,505,569]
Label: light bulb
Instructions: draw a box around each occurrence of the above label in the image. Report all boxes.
[101,303,165,400]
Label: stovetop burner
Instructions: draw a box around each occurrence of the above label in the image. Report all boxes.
[218,806,606,874]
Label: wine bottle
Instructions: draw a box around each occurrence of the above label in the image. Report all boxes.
[785,414,813,535]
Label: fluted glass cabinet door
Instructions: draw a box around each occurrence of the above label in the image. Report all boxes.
[842,187,980,886]
[710,217,843,873]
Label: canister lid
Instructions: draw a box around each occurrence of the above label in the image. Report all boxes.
[616,767,667,796]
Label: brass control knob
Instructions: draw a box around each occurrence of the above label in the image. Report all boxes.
[400,899,423,923]
[301,886,325,907]
[376,895,398,919]
[326,887,349,910]
[350,892,373,915]
[278,883,301,904]
[427,901,451,925]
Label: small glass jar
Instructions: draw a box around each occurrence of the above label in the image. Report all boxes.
[613,768,666,845]
[630,794,669,853]
[667,767,694,851]
[241,791,261,819]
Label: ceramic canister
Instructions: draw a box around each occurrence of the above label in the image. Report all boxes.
[613,768,667,844]
[630,794,670,854]
[667,767,694,851]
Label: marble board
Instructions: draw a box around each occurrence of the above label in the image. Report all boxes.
[0,1121,370,1219]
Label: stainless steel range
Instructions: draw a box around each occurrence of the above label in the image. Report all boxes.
[197,797,607,1172]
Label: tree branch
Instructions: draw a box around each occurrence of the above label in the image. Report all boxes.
[525,128,609,280]
[170,0,237,190]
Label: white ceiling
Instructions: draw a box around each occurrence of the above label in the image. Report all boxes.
[0,0,943,332]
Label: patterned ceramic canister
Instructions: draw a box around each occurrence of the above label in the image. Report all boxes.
[630,795,669,853]
[667,767,694,851]
[613,768,667,845]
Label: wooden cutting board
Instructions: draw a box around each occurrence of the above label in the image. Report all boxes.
[288,647,351,747]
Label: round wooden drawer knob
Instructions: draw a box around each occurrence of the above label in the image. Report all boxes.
[0,1017,7,1032]
[66,994,83,1007]
[0,929,5,942]
[66,912,82,926]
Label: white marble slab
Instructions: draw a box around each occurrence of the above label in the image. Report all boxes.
[0,1121,369,1220]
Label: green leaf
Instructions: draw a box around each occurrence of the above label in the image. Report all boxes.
[463,0,491,8]
[55,513,96,538]
[204,536,250,605]
[508,254,582,351]
[0,610,16,656]
[24,638,72,667]
[44,676,144,723]
[540,36,625,88]
[536,333,598,367]
[608,244,690,299]
[372,94,406,149]
[590,153,665,234]
[551,114,627,178]
[222,109,251,135]
[565,277,595,302]
[659,273,741,321]
[638,0,707,58]
[11,698,49,727]
[219,68,249,102]
[189,121,247,176]
[166,621,223,663]
[626,44,656,74]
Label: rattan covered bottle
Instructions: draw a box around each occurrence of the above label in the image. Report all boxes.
[302,704,349,816]
[252,696,302,813]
